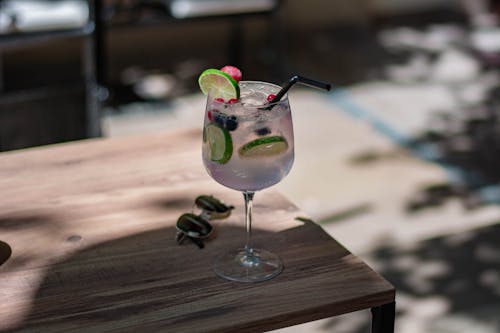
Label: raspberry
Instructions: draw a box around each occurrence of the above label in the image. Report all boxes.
[267,94,276,102]
[227,98,238,104]
[214,97,225,103]
[220,65,242,82]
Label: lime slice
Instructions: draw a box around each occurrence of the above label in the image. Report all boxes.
[205,124,233,164]
[198,69,240,100]
[239,136,288,158]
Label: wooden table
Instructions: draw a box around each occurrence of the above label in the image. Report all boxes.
[0,129,395,332]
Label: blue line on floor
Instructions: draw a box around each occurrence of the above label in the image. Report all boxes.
[328,88,464,183]
[329,89,410,146]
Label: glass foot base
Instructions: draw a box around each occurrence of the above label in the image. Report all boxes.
[213,248,283,282]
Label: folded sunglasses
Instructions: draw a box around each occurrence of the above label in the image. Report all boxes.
[175,195,234,249]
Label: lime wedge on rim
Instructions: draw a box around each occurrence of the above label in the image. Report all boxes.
[198,69,240,100]
[205,124,233,164]
[239,136,288,158]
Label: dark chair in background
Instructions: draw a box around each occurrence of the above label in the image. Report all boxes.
[0,0,280,151]
[0,0,102,151]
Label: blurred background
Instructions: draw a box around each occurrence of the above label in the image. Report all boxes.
[2,0,500,332]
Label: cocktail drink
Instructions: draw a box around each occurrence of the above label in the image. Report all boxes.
[203,81,294,192]
[199,66,329,282]
[202,81,293,282]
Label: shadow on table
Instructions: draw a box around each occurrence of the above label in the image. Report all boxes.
[4,218,332,332]
[3,225,215,331]
[0,213,66,271]
[322,222,500,332]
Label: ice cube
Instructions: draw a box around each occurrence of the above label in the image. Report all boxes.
[241,91,268,107]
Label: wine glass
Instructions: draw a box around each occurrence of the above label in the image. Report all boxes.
[202,81,294,282]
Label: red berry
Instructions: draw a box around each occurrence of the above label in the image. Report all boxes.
[207,110,213,121]
[220,65,242,82]
[267,94,276,102]
[227,98,238,104]
[214,97,225,103]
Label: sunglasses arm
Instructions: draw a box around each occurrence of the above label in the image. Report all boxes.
[176,232,186,244]
[189,237,205,249]
[176,231,205,249]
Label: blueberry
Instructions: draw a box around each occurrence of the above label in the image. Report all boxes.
[255,127,271,136]
[225,116,238,131]
[211,111,238,131]
[212,112,226,128]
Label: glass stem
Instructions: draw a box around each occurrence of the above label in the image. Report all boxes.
[243,191,255,256]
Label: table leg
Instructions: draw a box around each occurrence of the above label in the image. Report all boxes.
[371,301,395,333]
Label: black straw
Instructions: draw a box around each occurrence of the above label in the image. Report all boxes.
[269,75,332,104]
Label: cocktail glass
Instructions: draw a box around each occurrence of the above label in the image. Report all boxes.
[202,81,294,282]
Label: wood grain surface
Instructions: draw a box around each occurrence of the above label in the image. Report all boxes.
[0,129,394,332]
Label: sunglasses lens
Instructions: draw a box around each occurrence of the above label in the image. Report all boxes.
[177,213,212,238]
[195,195,234,215]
